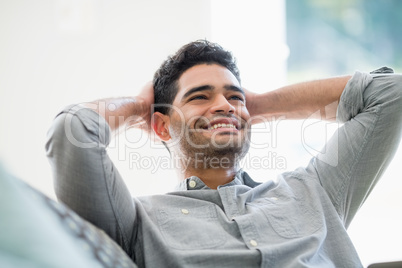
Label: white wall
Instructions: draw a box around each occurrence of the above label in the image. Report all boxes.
[0,0,213,196]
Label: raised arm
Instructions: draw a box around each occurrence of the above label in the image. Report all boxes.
[45,82,154,256]
[245,75,351,122]
[246,69,402,227]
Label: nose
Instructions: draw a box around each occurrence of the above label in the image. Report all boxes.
[209,95,236,114]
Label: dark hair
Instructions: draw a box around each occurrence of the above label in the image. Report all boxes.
[153,40,241,115]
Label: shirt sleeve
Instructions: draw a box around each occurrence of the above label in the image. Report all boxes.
[305,69,402,227]
[45,104,136,256]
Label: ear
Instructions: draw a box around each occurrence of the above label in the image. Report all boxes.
[152,112,171,141]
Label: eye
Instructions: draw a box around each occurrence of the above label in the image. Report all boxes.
[189,95,208,101]
[229,95,244,102]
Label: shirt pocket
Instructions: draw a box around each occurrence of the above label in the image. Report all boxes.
[156,204,226,250]
[249,194,323,239]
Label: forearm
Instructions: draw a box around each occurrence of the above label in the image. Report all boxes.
[83,97,148,133]
[247,76,351,122]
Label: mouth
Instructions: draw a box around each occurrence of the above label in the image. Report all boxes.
[207,123,238,131]
[199,117,241,132]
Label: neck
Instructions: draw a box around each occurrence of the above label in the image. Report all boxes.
[182,166,239,189]
[175,153,240,189]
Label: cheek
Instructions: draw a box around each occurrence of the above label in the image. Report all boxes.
[238,107,251,121]
[170,108,199,130]
[183,107,209,126]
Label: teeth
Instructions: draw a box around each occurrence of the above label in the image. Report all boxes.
[208,123,237,130]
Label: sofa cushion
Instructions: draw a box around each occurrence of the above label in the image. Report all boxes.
[0,163,137,268]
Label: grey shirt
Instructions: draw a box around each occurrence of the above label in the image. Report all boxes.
[46,70,402,267]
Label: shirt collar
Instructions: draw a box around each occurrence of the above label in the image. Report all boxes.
[174,169,260,191]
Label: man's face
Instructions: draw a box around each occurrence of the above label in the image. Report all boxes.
[167,63,251,165]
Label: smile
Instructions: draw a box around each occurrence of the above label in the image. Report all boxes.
[200,117,241,132]
[207,123,237,131]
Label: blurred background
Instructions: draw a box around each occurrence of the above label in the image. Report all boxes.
[0,0,400,266]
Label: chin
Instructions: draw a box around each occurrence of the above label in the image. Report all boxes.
[179,128,251,158]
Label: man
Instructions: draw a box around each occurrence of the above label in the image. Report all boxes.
[46,40,402,267]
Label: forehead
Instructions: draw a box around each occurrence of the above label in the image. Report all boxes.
[175,64,240,99]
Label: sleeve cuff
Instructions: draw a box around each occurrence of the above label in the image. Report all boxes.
[56,104,111,147]
[336,71,373,123]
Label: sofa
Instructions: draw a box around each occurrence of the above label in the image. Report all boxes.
[0,163,137,268]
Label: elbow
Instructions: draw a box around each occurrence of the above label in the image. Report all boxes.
[46,106,110,157]
[380,74,402,131]
[370,73,402,109]
[45,110,101,161]
[386,74,402,112]
[388,74,402,97]
[45,113,69,158]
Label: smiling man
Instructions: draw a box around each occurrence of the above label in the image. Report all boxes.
[46,40,402,267]
[153,63,251,189]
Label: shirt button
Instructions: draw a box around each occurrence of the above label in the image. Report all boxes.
[189,180,197,188]
[250,240,258,247]
[181,209,189,215]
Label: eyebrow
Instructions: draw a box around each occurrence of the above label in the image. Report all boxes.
[182,84,245,101]
[182,85,213,100]
[224,85,245,96]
